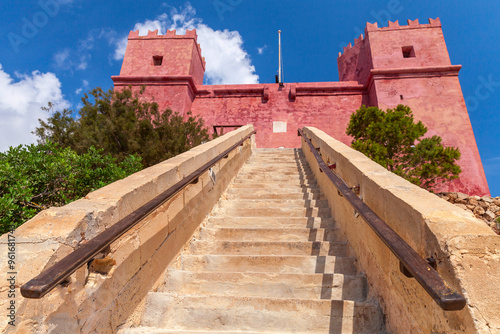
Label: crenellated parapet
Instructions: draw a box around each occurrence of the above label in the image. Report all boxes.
[128,28,199,40]
[339,18,442,58]
[337,17,453,85]
[365,17,441,32]
[127,29,206,68]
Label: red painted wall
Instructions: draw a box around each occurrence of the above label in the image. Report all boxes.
[112,19,490,195]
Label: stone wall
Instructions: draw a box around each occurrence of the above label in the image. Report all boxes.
[0,126,254,333]
[437,193,500,235]
[301,126,499,334]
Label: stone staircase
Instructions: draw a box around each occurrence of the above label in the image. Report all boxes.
[121,149,385,333]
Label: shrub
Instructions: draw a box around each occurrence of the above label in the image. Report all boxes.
[0,142,142,234]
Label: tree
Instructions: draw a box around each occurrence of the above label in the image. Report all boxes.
[346,105,461,190]
[0,142,142,234]
[35,87,210,167]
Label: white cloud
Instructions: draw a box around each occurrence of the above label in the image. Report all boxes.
[0,64,70,152]
[112,19,165,61]
[53,48,89,72]
[54,49,70,68]
[75,79,89,94]
[113,38,128,61]
[78,33,95,51]
[112,3,259,85]
[257,45,267,55]
[53,30,98,72]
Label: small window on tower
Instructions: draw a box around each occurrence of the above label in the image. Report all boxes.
[402,46,415,58]
[153,56,163,66]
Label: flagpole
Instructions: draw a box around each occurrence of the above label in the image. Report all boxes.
[278,30,282,84]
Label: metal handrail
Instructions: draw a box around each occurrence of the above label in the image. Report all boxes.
[298,128,466,311]
[21,131,256,299]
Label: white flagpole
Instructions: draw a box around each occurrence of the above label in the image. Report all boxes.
[278,30,282,84]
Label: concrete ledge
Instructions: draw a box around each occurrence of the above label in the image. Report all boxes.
[301,126,499,334]
[0,125,254,333]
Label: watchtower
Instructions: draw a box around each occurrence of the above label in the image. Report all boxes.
[338,19,488,194]
[112,19,489,195]
[113,29,206,116]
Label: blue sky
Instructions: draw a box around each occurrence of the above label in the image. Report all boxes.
[1,0,499,196]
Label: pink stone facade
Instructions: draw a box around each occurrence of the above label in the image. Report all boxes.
[112,19,490,195]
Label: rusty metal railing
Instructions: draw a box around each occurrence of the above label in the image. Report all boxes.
[21,131,255,299]
[213,125,244,136]
[298,128,466,311]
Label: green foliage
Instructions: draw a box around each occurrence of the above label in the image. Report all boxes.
[346,105,461,190]
[0,142,142,234]
[35,87,210,167]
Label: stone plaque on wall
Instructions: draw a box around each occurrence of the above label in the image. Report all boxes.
[273,121,287,133]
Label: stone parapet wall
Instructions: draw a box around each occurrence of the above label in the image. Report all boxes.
[437,192,500,234]
[0,126,254,333]
[301,127,499,334]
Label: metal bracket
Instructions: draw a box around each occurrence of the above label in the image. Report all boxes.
[208,168,216,184]
[400,256,437,278]
[351,185,360,196]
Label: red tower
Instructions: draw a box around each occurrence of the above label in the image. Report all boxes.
[338,18,488,195]
[113,19,490,196]
[112,29,205,117]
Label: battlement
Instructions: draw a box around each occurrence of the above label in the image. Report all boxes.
[128,28,199,40]
[366,17,441,32]
[339,18,442,57]
[126,28,205,70]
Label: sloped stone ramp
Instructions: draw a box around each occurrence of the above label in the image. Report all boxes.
[119,149,386,333]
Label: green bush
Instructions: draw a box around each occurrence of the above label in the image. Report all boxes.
[0,142,142,234]
[346,104,461,190]
[35,87,210,167]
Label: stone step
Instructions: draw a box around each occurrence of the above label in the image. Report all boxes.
[241,159,310,165]
[246,159,308,163]
[180,255,357,275]
[237,171,312,179]
[235,171,315,179]
[227,186,321,195]
[240,163,311,170]
[229,182,318,189]
[233,177,316,185]
[234,177,314,185]
[190,240,349,256]
[238,166,312,172]
[225,191,324,200]
[137,294,384,333]
[243,164,311,170]
[200,227,342,242]
[214,205,331,218]
[207,216,336,229]
[161,271,367,301]
[218,198,329,209]
[120,329,267,334]
[252,148,300,153]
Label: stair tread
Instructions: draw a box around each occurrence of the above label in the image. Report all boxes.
[121,329,272,334]
[161,270,367,300]
[139,294,384,333]
[180,254,358,275]
[190,240,349,256]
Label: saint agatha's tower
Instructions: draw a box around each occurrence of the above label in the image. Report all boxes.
[112,18,489,195]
